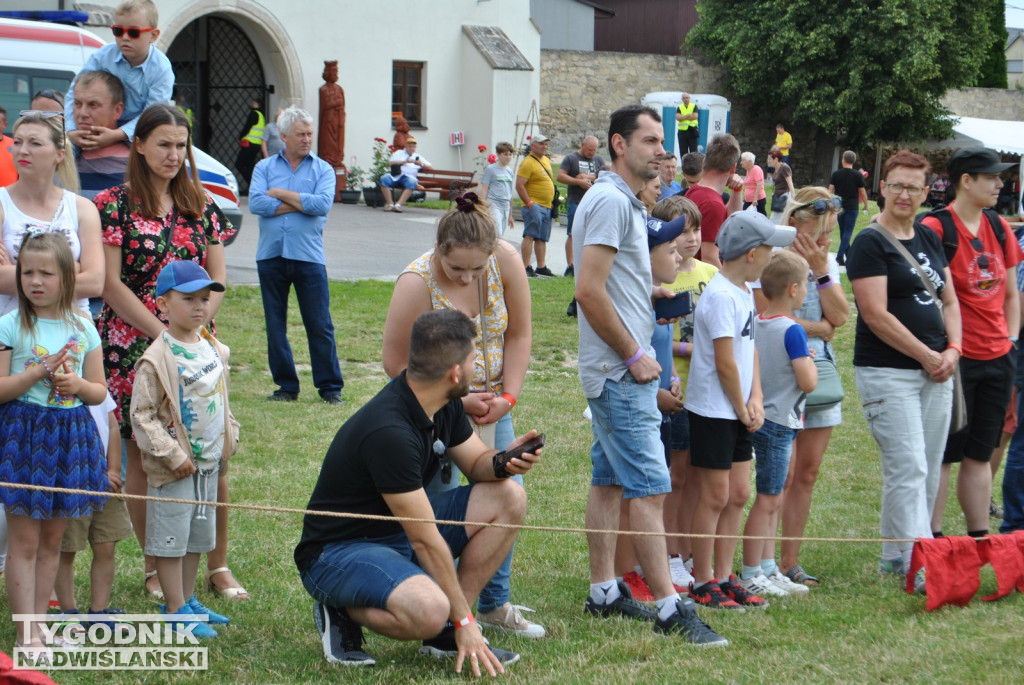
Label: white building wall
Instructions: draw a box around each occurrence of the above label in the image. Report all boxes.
[112,0,541,172]
[529,0,595,51]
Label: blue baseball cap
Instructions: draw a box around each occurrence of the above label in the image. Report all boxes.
[647,215,688,250]
[155,260,225,297]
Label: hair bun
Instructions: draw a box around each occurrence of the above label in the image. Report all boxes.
[455,192,480,213]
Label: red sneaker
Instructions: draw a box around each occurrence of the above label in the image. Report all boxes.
[622,571,654,602]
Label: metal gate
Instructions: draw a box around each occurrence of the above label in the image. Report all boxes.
[167,16,266,189]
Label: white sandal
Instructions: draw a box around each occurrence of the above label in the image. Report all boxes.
[205,567,250,601]
[144,569,165,601]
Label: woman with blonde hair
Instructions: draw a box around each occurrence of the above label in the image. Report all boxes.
[382,192,541,638]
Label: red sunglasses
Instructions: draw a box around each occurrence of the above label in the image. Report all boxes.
[111,25,156,39]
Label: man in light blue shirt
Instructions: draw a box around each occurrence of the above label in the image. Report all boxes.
[250,107,344,405]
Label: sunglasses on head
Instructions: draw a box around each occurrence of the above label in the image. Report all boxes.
[18,110,63,119]
[794,196,842,215]
[969,238,991,271]
[111,25,156,39]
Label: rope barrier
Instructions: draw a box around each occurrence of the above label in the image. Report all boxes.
[0,480,920,544]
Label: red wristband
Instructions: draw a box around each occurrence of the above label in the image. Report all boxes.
[946,343,963,356]
[624,347,644,367]
[454,614,475,629]
[501,392,517,410]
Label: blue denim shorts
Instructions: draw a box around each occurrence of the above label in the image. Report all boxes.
[670,409,690,451]
[750,419,798,495]
[299,485,473,610]
[588,375,672,499]
[522,203,552,241]
[380,174,417,190]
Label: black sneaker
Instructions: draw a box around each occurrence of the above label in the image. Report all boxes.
[564,265,574,277]
[566,299,578,318]
[321,393,344,406]
[268,390,298,402]
[419,623,520,665]
[584,580,656,622]
[535,266,555,278]
[688,580,745,612]
[313,602,375,666]
[525,266,537,278]
[720,574,769,609]
[654,598,729,647]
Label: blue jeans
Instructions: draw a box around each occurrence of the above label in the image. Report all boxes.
[1001,344,1024,532]
[566,201,580,236]
[256,257,343,397]
[588,376,672,498]
[424,413,520,613]
[836,209,858,262]
[750,419,798,495]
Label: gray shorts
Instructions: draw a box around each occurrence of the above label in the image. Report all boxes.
[144,467,219,557]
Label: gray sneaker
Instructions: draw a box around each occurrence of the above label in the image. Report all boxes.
[654,598,729,647]
[584,580,656,622]
[313,602,375,666]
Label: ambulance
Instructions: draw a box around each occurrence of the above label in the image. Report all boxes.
[0,17,243,241]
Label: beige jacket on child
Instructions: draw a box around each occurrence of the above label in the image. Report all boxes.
[130,328,240,487]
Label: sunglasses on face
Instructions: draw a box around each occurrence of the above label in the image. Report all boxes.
[111,25,156,39]
[794,196,842,215]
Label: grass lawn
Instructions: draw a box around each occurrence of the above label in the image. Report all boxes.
[6,204,1024,683]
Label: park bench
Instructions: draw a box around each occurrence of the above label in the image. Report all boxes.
[413,169,476,203]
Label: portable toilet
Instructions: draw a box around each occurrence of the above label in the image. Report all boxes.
[640,92,732,156]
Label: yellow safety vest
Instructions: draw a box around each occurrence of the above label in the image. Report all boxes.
[677,102,696,131]
[243,109,265,144]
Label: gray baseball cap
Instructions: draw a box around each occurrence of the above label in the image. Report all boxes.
[716,208,796,261]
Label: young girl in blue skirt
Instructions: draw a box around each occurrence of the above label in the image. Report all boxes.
[0,232,109,653]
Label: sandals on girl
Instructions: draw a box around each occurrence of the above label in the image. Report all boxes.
[144,569,165,601]
[784,565,821,586]
[205,567,250,601]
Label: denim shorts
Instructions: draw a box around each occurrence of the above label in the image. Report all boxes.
[566,201,580,235]
[670,409,690,451]
[522,203,552,241]
[299,485,473,610]
[380,174,417,190]
[750,419,798,495]
[587,375,672,499]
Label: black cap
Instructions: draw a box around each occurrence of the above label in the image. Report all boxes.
[947,148,1014,180]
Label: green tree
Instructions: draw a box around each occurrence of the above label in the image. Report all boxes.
[688,0,996,147]
[974,1,1008,88]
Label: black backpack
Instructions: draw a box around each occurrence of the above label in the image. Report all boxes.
[917,207,1008,263]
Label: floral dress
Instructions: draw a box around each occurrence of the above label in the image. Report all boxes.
[95,184,233,438]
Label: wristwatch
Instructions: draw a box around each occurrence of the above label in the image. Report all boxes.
[816,273,831,286]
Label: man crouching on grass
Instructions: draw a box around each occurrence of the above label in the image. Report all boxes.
[294,309,541,676]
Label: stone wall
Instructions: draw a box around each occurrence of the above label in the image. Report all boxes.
[942,88,1024,121]
[539,49,726,152]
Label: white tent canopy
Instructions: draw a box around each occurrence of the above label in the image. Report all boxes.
[948,116,1024,156]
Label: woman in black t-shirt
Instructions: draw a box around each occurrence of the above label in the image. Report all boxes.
[846,150,962,592]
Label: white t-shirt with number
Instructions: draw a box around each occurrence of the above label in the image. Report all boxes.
[684,272,757,419]
[166,332,225,468]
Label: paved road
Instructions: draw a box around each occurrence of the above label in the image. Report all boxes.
[224,200,570,286]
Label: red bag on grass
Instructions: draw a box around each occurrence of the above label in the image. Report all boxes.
[907,536,981,610]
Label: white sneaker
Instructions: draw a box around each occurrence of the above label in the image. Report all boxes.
[768,569,810,595]
[476,603,545,639]
[683,556,694,574]
[668,554,695,589]
[737,572,788,598]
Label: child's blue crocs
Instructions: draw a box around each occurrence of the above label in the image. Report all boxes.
[188,595,229,624]
[162,604,218,639]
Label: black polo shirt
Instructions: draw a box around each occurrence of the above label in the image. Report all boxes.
[293,371,473,572]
